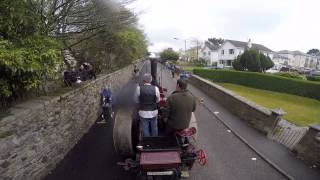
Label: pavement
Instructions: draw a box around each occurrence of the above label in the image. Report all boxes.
[43,62,319,180]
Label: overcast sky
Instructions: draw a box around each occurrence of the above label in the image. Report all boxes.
[129,0,320,53]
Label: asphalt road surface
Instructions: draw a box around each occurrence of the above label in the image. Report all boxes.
[44,62,287,180]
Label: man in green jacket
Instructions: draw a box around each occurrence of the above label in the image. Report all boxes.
[165,79,196,135]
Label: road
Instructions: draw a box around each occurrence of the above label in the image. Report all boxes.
[44,62,287,180]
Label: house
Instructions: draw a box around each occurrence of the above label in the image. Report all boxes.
[275,50,319,69]
[272,53,290,65]
[199,42,219,65]
[217,39,273,67]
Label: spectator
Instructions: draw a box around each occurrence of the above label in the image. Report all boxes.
[134,73,160,137]
[99,85,115,123]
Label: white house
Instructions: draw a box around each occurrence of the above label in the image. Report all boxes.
[275,50,319,69]
[217,39,273,67]
[199,42,219,65]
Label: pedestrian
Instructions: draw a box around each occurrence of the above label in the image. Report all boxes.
[171,65,176,78]
[134,65,139,74]
[165,79,196,136]
[133,65,139,82]
[99,84,115,123]
[134,73,160,137]
[87,63,96,80]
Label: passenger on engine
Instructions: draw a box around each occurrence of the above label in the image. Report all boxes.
[165,79,196,135]
[135,73,160,137]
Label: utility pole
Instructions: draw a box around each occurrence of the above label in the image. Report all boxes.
[184,40,187,61]
[174,37,188,61]
[196,40,199,61]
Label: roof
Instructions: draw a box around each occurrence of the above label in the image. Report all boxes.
[204,41,219,51]
[225,40,273,52]
[273,54,289,60]
[278,50,306,56]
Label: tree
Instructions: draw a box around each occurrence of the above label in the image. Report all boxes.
[0,0,147,109]
[0,0,63,105]
[307,49,319,55]
[260,53,274,72]
[232,55,245,71]
[233,49,274,72]
[160,48,179,61]
[207,38,225,47]
[240,49,260,72]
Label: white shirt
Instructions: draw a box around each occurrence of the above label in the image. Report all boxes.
[134,83,160,118]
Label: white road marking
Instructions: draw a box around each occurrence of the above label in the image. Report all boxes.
[251,158,257,161]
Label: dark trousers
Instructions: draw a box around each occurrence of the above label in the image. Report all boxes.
[102,106,112,121]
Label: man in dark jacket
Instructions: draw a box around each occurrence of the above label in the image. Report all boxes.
[165,79,196,135]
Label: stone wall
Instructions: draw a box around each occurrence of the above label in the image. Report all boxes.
[189,75,280,135]
[0,60,144,180]
[293,125,320,168]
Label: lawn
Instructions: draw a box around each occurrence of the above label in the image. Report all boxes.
[219,83,320,126]
[180,65,202,72]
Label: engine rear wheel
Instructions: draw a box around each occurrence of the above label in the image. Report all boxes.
[113,109,134,157]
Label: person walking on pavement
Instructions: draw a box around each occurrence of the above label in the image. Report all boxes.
[135,73,160,137]
[99,84,115,123]
[165,79,196,135]
[171,64,176,78]
[133,65,139,83]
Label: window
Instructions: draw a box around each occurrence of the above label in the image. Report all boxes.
[229,49,234,54]
[208,52,211,56]
[203,52,206,56]
[221,50,224,55]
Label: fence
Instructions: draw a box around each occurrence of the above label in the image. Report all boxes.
[268,119,308,150]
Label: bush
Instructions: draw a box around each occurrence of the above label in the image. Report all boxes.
[232,55,244,71]
[193,69,320,100]
[0,36,62,108]
[232,48,274,72]
[274,72,304,80]
[307,76,320,82]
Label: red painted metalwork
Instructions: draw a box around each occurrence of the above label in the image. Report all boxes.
[176,127,197,137]
[140,151,181,170]
[197,149,208,166]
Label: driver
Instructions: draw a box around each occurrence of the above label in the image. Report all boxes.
[135,73,160,137]
[165,79,196,135]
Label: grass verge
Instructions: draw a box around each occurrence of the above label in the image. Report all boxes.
[220,83,320,126]
[181,65,202,72]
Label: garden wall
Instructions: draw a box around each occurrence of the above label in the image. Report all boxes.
[293,125,320,169]
[0,60,144,180]
[189,75,281,135]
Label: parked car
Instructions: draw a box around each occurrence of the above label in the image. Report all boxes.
[279,66,298,72]
[180,72,192,80]
[306,70,320,81]
[298,67,312,75]
[310,70,320,77]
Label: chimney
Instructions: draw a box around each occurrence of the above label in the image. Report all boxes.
[247,38,252,48]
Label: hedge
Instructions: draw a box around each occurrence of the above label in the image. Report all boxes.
[193,69,320,100]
